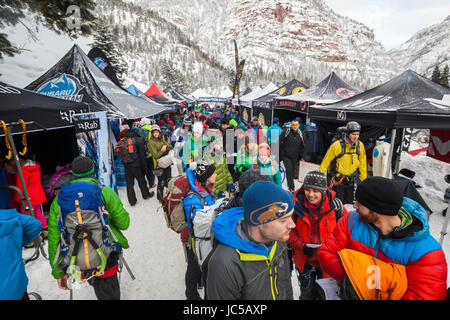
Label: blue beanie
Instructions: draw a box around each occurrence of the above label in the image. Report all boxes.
[242,181,294,226]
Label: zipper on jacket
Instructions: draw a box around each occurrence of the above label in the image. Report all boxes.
[266,260,277,300]
[373,235,380,258]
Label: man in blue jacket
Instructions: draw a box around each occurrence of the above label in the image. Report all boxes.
[204,181,295,300]
[0,209,42,300]
[183,159,217,300]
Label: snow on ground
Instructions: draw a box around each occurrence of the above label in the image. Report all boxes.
[23,152,450,300]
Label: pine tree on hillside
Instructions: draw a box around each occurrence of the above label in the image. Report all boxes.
[160,60,187,93]
[0,0,96,58]
[90,21,128,85]
[431,65,441,84]
[440,64,449,87]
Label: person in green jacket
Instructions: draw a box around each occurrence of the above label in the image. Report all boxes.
[205,136,234,198]
[147,124,174,203]
[181,122,207,170]
[48,156,130,300]
[235,136,258,174]
[255,143,282,187]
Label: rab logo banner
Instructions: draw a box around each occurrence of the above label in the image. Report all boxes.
[249,202,289,225]
[36,73,84,102]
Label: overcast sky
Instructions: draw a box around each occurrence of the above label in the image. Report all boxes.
[322,0,450,50]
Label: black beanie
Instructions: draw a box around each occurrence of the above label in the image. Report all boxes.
[194,160,216,183]
[238,169,272,197]
[72,156,95,177]
[355,176,403,216]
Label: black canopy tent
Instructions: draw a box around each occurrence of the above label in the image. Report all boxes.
[308,70,450,209]
[273,72,360,118]
[163,86,196,108]
[0,81,89,135]
[25,44,168,119]
[252,79,309,126]
[308,70,450,129]
[0,80,87,176]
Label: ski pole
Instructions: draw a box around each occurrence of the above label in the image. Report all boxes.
[439,175,450,245]
[119,254,136,280]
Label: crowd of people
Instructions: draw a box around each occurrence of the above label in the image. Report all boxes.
[0,102,448,301]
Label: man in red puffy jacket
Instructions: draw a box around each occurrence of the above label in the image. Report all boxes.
[318,176,448,300]
[289,170,348,299]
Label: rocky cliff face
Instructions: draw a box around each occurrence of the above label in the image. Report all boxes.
[218,0,399,89]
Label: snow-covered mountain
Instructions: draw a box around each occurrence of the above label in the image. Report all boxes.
[388,15,450,78]
[118,0,402,91]
[0,0,445,95]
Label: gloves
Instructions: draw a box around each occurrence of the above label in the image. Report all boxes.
[227,184,236,193]
[180,227,190,243]
[302,244,318,257]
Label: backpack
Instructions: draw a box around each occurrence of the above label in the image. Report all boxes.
[115,137,138,164]
[162,174,192,233]
[329,139,360,178]
[56,181,120,282]
[190,197,229,268]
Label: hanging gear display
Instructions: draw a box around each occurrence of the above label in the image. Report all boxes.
[18,119,27,156]
[0,120,12,160]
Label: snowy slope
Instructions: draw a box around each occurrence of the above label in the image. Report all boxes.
[388,15,450,78]
[23,152,450,300]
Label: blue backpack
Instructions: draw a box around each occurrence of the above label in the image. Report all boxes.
[56,181,120,282]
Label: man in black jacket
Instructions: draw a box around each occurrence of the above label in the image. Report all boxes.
[118,129,154,207]
[280,120,305,192]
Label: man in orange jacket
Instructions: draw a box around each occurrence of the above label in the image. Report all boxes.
[289,170,348,300]
[318,176,448,300]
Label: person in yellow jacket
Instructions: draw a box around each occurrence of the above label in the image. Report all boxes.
[319,121,366,204]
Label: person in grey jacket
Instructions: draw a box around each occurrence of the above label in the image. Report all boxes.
[204,181,295,300]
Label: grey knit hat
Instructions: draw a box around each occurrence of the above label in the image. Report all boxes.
[302,170,328,192]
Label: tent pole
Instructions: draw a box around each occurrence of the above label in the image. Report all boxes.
[387,128,397,178]
[306,101,310,123]
[394,128,406,175]
[271,101,274,126]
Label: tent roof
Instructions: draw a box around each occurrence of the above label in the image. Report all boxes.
[218,87,233,98]
[191,88,212,98]
[253,79,309,108]
[25,45,168,119]
[145,83,180,106]
[0,80,89,135]
[163,86,195,104]
[233,83,278,107]
[282,71,360,104]
[309,69,450,129]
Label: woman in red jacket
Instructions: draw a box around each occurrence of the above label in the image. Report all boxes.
[318,176,448,300]
[289,170,347,300]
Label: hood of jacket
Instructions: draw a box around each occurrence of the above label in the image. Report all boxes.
[0,209,20,238]
[212,206,275,257]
